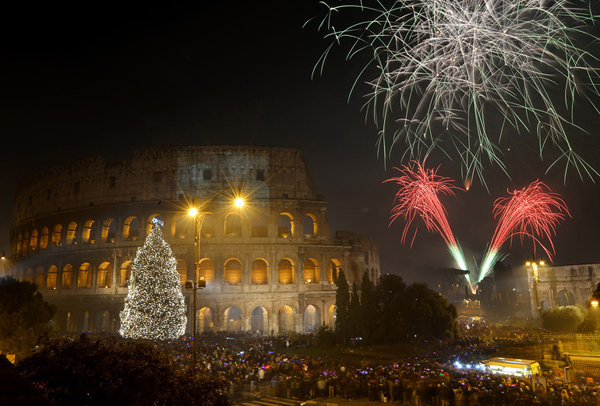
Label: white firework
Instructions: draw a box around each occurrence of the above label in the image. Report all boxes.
[316,0,600,184]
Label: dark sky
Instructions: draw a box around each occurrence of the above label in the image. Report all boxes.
[2,1,600,282]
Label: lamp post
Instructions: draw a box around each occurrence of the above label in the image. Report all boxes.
[186,193,245,376]
[526,258,545,326]
[185,277,205,377]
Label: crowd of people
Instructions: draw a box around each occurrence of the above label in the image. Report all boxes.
[130,329,600,406]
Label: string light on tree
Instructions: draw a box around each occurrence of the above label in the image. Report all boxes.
[119,217,187,340]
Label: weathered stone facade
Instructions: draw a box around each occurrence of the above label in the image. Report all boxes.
[525,262,600,317]
[6,146,380,335]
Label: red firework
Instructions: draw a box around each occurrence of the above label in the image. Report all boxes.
[489,180,570,260]
[385,160,461,249]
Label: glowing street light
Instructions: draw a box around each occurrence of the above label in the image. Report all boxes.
[186,191,245,376]
[526,258,545,326]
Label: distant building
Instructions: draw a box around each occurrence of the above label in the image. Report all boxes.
[6,146,380,335]
[525,262,599,317]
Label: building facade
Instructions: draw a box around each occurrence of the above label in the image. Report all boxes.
[526,262,599,317]
[6,146,380,335]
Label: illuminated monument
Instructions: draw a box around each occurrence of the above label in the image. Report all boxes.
[7,146,380,335]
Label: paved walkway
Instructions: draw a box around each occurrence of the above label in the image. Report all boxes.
[236,395,396,406]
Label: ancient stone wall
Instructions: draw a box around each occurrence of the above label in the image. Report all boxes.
[526,262,600,317]
[7,146,380,335]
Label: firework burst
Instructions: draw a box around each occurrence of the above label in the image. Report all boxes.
[315,0,600,184]
[385,160,468,271]
[478,180,570,282]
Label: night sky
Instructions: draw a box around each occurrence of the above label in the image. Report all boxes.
[2,1,600,282]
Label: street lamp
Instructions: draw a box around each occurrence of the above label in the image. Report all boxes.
[185,277,205,377]
[526,258,545,326]
[186,193,245,376]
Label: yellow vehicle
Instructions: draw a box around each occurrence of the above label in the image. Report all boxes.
[481,357,541,377]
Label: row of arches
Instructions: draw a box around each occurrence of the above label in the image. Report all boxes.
[539,289,578,310]
[12,257,345,290]
[58,304,337,335]
[12,212,321,257]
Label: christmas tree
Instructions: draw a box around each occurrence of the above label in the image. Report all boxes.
[119,218,187,339]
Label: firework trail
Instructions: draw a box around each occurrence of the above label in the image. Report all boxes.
[315,0,600,184]
[478,180,570,282]
[385,160,468,273]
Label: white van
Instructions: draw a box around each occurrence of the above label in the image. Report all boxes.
[481,357,541,377]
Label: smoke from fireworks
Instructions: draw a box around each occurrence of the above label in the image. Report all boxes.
[315,0,600,184]
[478,180,570,282]
[385,160,468,271]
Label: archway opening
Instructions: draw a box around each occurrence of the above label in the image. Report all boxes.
[251,259,268,285]
[278,259,294,284]
[303,305,320,333]
[559,290,576,307]
[251,307,268,335]
[328,259,342,284]
[198,307,214,334]
[278,305,295,333]
[328,304,337,327]
[225,307,242,332]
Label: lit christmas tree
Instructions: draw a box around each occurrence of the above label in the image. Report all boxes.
[119,218,187,339]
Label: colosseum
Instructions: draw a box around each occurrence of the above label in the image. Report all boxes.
[5,146,380,335]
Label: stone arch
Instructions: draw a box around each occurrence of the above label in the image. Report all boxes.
[172,213,190,240]
[278,305,296,333]
[224,212,243,237]
[35,266,44,287]
[66,312,73,332]
[199,259,215,283]
[198,307,214,333]
[278,258,295,284]
[30,229,38,251]
[16,233,23,254]
[61,264,73,289]
[200,213,215,238]
[328,304,337,327]
[541,301,550,312]
[303,213,318,238]
[251,306,269,335]
[82,220,96,244]
[123,216,140,241]
[101,218,116,243]
[83,311,90,332]
[250,211,268,238]
[119,261,132,287]
[25,268,34,283]
[97,262,112,288]
[96,310,111,332]
[52,224,63,246]
[304,258,319,284]
[78,263,92,288]
[176,259,188,285]
[22,232,29,254]
[224,307,242,332]
[47,265,58,289]
[303,305,320,333]
[328,259,342,284]
[40,227,49,249]
[66,221,78,245]
[278,213,294,238]
[559,290,576,307]
[224,259,242,285]
[251,259,268,285]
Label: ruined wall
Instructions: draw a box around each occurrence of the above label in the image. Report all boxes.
[7,146,380,335]
[526,262,600,318]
